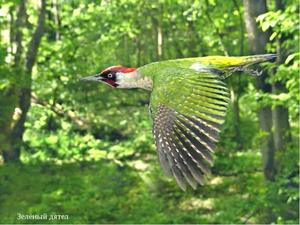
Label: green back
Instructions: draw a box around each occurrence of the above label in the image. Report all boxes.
[148,66,229,123]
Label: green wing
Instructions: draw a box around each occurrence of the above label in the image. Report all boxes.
[150,66,230,191]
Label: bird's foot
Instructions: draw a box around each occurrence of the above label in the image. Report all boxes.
[228,66,263,77]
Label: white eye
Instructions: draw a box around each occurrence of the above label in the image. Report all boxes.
[107,73,113,78]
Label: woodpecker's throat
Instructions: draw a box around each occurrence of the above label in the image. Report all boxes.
[117,70,153,90]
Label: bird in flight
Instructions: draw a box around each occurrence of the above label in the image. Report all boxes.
[81,54,276,191]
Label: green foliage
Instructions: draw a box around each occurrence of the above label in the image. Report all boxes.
[0,0,298,224]
[0,156,297,224]
[256,2,299,119]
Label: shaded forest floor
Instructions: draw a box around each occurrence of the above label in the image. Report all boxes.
[0,150,298,224]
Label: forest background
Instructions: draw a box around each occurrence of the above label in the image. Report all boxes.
[0,0,299,224]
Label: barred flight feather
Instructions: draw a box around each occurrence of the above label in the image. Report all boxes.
[171,130,206,184]
[163,129,198,189]
[151,67,230,190]
[180,105,224,124]
[177,114,218,142]
[173,121,214,166]
[176,117,217,154]
[186,95,229,108]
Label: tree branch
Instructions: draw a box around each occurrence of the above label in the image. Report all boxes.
[31,93,90,130]
[12,0,47,143]
[213,168,262,177]
[25,0,46,74]
[14,0,27,67]
[232,0,244,55]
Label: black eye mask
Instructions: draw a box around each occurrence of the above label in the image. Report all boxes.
[102,71,116,81]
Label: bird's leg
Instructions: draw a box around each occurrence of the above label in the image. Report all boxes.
[243,67,263,76]
[228,65,263,77]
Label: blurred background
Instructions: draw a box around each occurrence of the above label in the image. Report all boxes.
[0,0,299,224]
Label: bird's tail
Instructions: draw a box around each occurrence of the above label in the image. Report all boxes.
[198,54,276,78]
[235,54,277,67]
[227,54,277,77]
[198,54,276,69]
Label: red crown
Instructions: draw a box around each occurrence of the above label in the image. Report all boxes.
[101,66,136,74]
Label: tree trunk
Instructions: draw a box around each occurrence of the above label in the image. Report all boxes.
[157,25,163,60]
[53,0,61,41]
[230,87,242,149]
[204,0,229,56]
[272,0,292,152]
[152,16,163,61]
[123,35,130,66]
[1,0,27,163]
[2,0,46,163]
[230,0,244,150]
[187,20,198,57]
[14,0,27,67]
[243,0,276,181]
[136,37,142,66]
[151,3,164,61]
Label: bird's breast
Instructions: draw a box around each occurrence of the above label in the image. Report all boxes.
[137,76,153,91]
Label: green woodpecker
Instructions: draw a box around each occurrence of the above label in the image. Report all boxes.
[81,54,276,191]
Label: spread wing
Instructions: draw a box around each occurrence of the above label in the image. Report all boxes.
[150,66,230,191]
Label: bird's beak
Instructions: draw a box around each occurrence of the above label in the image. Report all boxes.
[80,74,102,82]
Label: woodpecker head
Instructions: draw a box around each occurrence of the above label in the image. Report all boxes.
[80,66,137,88]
